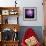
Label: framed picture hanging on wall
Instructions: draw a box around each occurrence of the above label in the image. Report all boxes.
[2,10,9,15]
[23,7,37,21]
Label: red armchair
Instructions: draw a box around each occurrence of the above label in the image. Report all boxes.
[21,28,41,46]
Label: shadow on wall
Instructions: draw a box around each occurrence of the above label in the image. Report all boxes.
[18,26,44,44]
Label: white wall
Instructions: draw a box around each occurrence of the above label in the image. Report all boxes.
[18,0,44,26]
[0,0,15,7]
[0,0,44,26]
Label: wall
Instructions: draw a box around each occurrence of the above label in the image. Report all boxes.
[0,0,15,7]
[18,0,44,26]
[0,0,44,26]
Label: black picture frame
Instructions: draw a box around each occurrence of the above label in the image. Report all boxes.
[23,7,37,21]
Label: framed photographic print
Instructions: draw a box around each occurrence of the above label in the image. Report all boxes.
[9,10,18,15]
[1,28,13,41]
[23,7,37,21]
[2,10,9,15]
[2,16,8,24]
[2,16,18,24]
[8,16,17,24]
